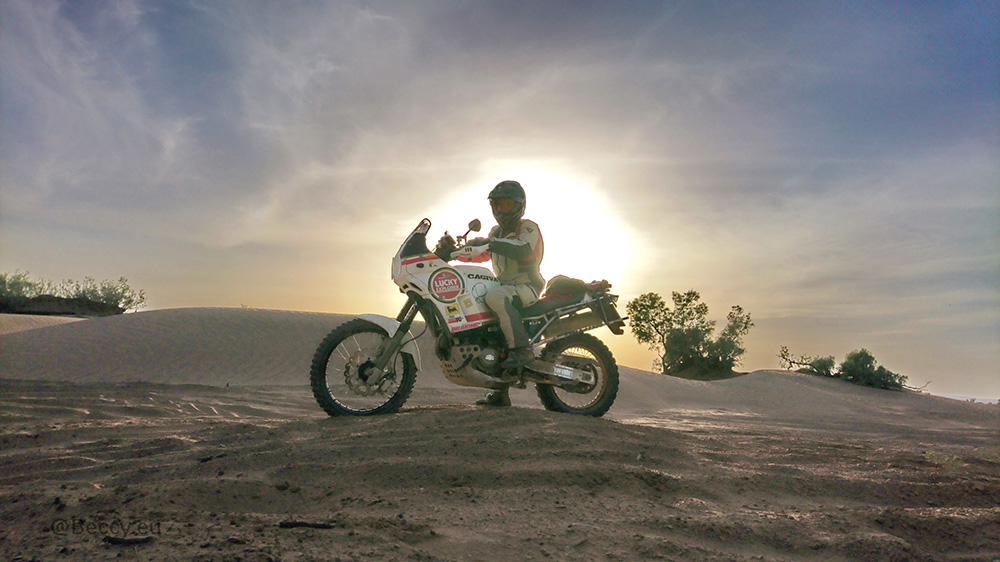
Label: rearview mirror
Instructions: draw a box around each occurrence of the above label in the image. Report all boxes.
[468,219,481,233]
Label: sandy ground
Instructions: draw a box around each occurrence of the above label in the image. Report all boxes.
[1,309,998,561]
[0,314,82,336]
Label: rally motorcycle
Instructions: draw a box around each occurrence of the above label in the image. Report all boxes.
[310,218,627,417]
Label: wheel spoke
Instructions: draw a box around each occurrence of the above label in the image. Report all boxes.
[536,334,619,417]
[552,346,604,408]
[310,320,417,416]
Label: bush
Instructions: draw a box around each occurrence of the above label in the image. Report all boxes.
[778,345,907,390]
[61,276,146,312]
[627,290,753,374]
[0,271,146,313]
[777,346,835,377]
[838,348,907,390]
[0,271,56,299]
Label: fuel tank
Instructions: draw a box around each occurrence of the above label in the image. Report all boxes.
[429,265,500,333]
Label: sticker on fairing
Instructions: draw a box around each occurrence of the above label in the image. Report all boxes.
[449,321,483,332]
[429,268,465,303]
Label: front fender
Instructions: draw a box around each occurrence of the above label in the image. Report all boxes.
[357,314,421,371]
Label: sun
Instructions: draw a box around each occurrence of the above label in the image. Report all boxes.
[427,159,638,289]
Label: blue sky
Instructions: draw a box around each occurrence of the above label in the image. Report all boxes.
[2,0,997,397]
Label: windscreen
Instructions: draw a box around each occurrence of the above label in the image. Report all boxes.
[398,219,433,258]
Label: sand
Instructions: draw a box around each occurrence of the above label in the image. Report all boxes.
[1,309,998,561]
[0,314,83,336]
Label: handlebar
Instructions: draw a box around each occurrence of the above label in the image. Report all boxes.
[432,219,484,261]
[449,242,490,261]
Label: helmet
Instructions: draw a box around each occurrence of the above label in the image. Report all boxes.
[488,180,525,232]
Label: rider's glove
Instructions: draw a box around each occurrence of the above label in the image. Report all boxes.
[436,234,456,249]
[451,244,489,260]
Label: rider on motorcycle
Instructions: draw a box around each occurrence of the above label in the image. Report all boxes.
[456,180,544,407]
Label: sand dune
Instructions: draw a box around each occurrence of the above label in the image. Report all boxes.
[2,309,991,434]
[0,313,83,336]
[1,308,355,385]
[1,308,998,561]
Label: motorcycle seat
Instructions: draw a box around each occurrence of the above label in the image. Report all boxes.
[520,276,590,318]
[520,292,586,318]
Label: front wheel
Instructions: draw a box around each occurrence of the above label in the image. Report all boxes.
[535,333,619,417]
[310,319,417,416]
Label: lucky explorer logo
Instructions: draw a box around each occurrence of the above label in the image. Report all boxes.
[429,269,464,303]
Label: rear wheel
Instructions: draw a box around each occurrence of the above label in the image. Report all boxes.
[535,333,619,417]
[310,319,417,416]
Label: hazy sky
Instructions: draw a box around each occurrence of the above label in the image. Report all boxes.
[2,0,998,398]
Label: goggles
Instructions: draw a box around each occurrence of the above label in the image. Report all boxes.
[491,198,521,213]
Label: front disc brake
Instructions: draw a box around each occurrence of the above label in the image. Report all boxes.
[344,354,396,396]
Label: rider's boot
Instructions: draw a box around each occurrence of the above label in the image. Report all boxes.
[500,346,534,369]
[476,386,511,407]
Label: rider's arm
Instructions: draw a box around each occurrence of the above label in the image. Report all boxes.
[455,250,491,263]
[456,237,529,262]
[488,221,541,262]
[457,226,500,263]
[487,237,532,260]
[456,227,499,263]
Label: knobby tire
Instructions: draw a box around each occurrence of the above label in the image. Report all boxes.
[535,332,619,417]
[310,319,417,416]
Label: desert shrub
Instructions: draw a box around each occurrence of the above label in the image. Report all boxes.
[809,356,836,378]
[778,345,906,390]
[60,276,146,312]
[923,450,961,470]
[0,271,146,312]
[627,290,753,374]
[0,271,56,299]
[838,348,907,390]
[777,346,835,377]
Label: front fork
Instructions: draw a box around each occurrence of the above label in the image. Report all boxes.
[364,297,419,385]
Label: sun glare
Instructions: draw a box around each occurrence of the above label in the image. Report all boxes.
[427,160,638,288]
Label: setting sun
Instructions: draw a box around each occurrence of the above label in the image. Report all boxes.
[427,159,639,290]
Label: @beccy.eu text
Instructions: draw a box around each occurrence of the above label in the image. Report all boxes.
[50,518,163,538]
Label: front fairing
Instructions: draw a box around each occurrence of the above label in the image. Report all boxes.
[392,219,448,291]
[391,219,500,333]
[396,218,433,260]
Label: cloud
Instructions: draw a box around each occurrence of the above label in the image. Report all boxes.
[1,1,201,212]
[1,0,997,395]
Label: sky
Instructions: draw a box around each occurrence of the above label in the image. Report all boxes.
[2,0,998,399]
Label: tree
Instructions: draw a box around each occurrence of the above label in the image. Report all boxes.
[626,290,753,374]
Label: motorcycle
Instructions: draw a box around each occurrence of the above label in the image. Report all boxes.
[310,218,627,417]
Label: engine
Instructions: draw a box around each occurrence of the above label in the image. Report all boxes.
[471,346,501,375]
[438,343,506,388]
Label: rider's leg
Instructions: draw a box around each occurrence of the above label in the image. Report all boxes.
[475,285,524,406]
[485,286,529,348]
[484,285,536,369]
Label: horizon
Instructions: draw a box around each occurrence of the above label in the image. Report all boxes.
[3,304,998,404]
[1,1,997,399]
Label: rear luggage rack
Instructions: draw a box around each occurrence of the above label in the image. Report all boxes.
[524,293,627,344]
